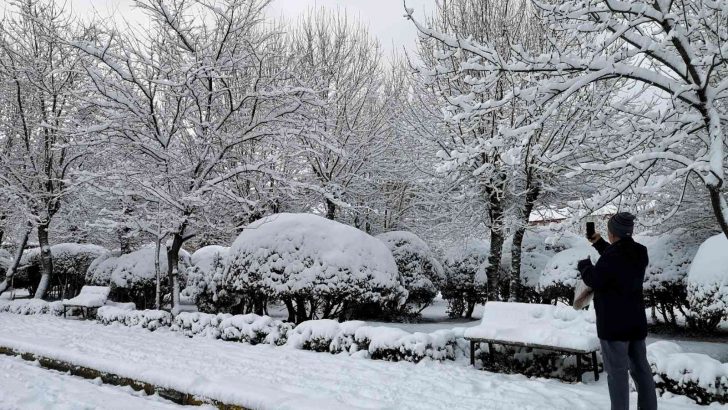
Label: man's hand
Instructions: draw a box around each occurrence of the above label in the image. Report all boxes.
[588,233,602,244]
[577,258,593,273]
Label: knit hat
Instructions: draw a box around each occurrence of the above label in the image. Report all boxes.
[608,212,635,238]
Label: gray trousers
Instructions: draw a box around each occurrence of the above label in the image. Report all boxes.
[600,339,658,410]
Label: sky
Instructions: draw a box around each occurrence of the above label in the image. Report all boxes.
[6,0,436,55]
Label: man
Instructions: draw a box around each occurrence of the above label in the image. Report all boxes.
[577,212,657,410]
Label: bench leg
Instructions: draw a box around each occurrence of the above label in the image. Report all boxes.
[576,354,583,383]
[592,351,599,381]
[470,341,475,366]
[63,306,66,318]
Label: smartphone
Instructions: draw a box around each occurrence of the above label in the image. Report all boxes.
[586,222,595,239]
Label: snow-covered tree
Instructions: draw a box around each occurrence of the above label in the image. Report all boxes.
[74,0,310,311]
[408,0,728,239]
[409,0,554,300]
[288,9,399,223]
[0,0,89,299]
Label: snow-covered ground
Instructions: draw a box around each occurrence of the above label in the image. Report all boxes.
[0,313,721,410]
[0,355,211,410]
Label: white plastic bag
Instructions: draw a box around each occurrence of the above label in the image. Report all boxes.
[573,280,593,310]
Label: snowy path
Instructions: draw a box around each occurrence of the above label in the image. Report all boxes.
[0,355,210,410]
[0,313,715,410]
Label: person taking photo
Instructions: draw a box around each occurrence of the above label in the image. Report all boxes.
[577,212,657,410]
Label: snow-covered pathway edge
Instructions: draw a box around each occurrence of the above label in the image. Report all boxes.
[0,343,247,409]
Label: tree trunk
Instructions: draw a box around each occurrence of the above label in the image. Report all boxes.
[154,237,163,309]
[0,224,32,295]
[34,222,53,299]
[508,185,540,302]
[167,232,184,312]
[325,198,336,220]
[295,295,308,324]
[707,184,728,239]
[485,182,506,301]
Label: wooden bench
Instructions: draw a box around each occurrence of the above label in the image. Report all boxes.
[464,302,601,383]
[62,286,111,319]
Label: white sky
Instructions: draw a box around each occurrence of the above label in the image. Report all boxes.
[5,0,436,55]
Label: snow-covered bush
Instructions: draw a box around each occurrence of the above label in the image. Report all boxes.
[218,314,293,346]
[354,326,458,362]
[376,231,445,314]
[287,319,366,353]
[16,243,108,298]
[641,233,701,326]
[91,245,191,309]
[537,245,599,305]
[181,246,231,313]
[501,229,582,301]
[285,320,459,362]
[172,312,230,339]
[85,254,118,286]
[441,240,489,318]
[686,234,728,331]
[0,299,64,316]
[224,213,403,323]
[648,341,728,405]
[96,306,172,331]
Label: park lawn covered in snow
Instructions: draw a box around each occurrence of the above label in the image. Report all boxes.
[0,313,721,410]
[0,355,210,410]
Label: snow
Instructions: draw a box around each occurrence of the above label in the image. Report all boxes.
[648,341,728,393]
[0,355,209,410]
[225,213,401,301]
[0,313,712,410]
[62,285,110,308]
[464,302,600,352]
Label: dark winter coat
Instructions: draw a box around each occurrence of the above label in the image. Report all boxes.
[577,237,649,341]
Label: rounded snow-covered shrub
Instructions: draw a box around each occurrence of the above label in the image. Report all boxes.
[648,341,728,404]
[17,243,108,299]
[376,231,445,314]
[181,246,230,313]
[85,254,119,286]
[501,229,583,301]
[224,213,403,323]
[93,245,191,309]
[441,240,489,318]
[538,246,599,305]
[686,234,728,331]
[641,233,700,326]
